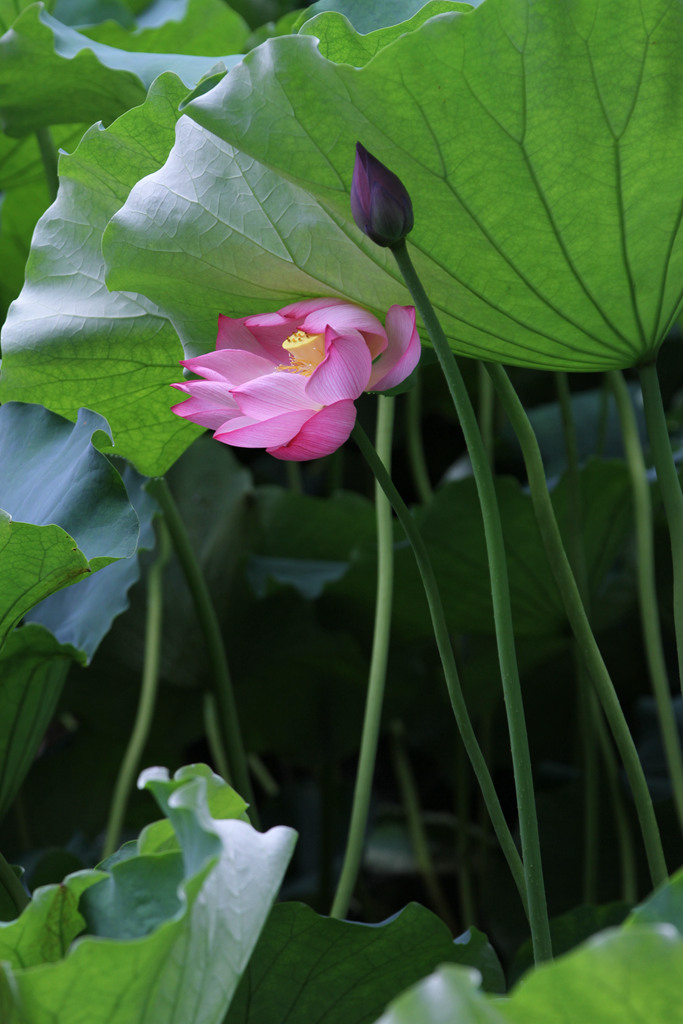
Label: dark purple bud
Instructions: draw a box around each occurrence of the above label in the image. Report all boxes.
[351,142,414,247]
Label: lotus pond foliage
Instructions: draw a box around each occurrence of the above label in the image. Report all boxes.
[1,0,683,1021]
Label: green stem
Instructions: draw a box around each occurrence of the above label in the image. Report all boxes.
[455,735,476,927]
[352,420,528,919]
[487,362,667,886]
[203,693,231,785]
[0,849,29,919]
[406,372,434,504]
[103,522,170,859]
[391,240,550,961]
[594,707,638,903]
[554,372,599,903]
[610,370,683,833]
[35,127,59,202]
[391,719,456,932]
[478,362,495,469]
[330,396,396,919]
[147,477,257,824]
[638,361,683,693]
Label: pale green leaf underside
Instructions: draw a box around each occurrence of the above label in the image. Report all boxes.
[180,0,683,371]
[0,766,296,1024]
[0,74,202,476]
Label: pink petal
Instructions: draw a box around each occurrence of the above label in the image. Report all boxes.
[305,328,372,405]
[232,370,318,418]
[216,315,284,361]
[300,302,385,339]
[171,382,240,430]
[215,408,314,448]
[267,298,349,321]
[368,305,421,391]
[269,400,357,461]
[181,348,275,385]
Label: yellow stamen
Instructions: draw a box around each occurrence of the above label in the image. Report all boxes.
[278,330,325,376]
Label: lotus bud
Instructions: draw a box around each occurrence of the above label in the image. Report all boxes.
[350,142,414,247]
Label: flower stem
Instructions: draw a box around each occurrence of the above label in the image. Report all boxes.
[147,477,257,824]
[35,127,59,203]
[330,395,396,919]
[610,369,683,833]
[103,521,169,859]
[638,361,683,694]
[390,240,550,961]
[352,419,528,920]
[0,849,29,920]
[486,362,667,886]
[554,372,600,903]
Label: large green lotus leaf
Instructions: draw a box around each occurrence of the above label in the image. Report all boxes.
[0,765,296,1024]
[0,126,86,320]
[0,624,78,823]
[83,0,249,56]
[180,0,683,371]
[0,4,243,136]
[102,113,405,356]
[227,903,503,1024]
[626,864,683,933]
[372,928,683,1023]
[299,2,471,65]
[297,0,473,34]
[0,0,35,34]
[0,73,203,475]
[0,404,139,647]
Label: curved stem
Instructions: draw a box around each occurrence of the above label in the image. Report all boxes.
[610,370,683,833]
[638,361,683,693]
[330,396,396,919]
[487,362,667,886]
[352,419,528,920]
[103,521,170,859]
[147,477,257,824]
[0,850,29,919]
[391,240,550,961]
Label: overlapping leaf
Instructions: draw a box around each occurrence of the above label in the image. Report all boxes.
[159,0,683,371]
[0,403,139,649]
[0,764,296,1024]
[0,74,203,475]
[0,4,242,135]
[0,625,76,823]
[227,903,503,1024]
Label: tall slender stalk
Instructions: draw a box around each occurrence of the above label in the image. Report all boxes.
[103,522,169,859]
[147,477,257,824]
[487,362,667,886]
[330,396,396,919]
[554,372,599,903]
[352,420,528,920]
[638,361,683,693]
[610,369,683,833]
[390,240,551,962]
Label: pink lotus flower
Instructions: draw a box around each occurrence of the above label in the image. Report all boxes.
[171,299,421,461]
